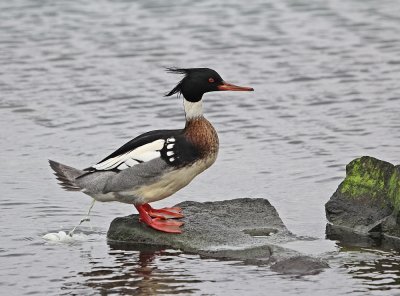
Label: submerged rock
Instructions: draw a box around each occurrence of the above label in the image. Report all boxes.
[108,198,328,275]
[270,256,329,276]
[325,156,400,242]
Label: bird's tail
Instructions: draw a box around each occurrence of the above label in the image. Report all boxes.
[49,160,84,191]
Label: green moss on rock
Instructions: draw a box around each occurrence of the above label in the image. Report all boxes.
[388,167,400,210]
[339,156,400,210]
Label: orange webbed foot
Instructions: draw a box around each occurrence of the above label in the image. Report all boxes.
[135,205,184,234]
[142,204,184,219]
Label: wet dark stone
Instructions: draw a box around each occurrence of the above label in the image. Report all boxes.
[270,256,329,275]
[108,198,329,275]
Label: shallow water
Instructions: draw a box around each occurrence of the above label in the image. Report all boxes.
[1,0,400,295]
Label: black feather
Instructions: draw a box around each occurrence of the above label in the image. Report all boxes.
[165,68,188,97]
[165,80,184,97]
[165,67,190,75]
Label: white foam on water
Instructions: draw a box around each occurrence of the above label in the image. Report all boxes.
[42,231,87,243]
[42,199,96,243]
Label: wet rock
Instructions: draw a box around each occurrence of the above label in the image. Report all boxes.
[325,223,383,249]
[270,256,329,275]
[108,198,329,275]
[325,156,400,242]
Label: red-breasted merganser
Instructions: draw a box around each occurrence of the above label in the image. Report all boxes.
[49,68,254,233]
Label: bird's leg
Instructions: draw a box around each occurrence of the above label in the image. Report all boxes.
[135,205,184,234]
[68,199,96,236]
[141,203,184,219]
[82,198,96,225]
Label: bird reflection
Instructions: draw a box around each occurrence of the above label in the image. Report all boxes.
[75,241,198,295]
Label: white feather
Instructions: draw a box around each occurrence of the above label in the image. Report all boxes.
[134,151,161,162]
[117,163,129,170]
[125,159,139,166]
[93,139,165,171]
[95,154,127,170]
[184,99,203,119]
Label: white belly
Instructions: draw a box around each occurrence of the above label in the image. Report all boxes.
[126,156,217,204]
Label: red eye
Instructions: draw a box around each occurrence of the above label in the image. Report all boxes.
[208,78,214,83]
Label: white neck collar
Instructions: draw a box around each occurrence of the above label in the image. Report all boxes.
[183,99,203,120]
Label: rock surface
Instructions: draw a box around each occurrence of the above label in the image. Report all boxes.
[270,256,329,276]
[325,156,400,242]
[108,198,328,274]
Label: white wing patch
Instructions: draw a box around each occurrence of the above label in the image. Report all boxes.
[165,138,176,163]
[93,139,165,171]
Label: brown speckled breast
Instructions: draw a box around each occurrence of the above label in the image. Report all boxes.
[184,117,219,158]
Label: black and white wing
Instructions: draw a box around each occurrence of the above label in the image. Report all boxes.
[92,139,165,171]
[84,129,198,172]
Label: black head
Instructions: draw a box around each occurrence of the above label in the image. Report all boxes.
[165,68,253,102]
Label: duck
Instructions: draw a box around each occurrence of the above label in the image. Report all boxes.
[49,68,254,234]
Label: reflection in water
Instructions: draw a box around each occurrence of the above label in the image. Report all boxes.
[76,243,199,295]
[327,224,400,294]
[344,253,400,291]
[326,223,400,251]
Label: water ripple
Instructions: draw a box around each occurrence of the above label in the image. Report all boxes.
[1,0,400,295]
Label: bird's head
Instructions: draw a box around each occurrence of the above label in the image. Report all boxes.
[165,68,254,102]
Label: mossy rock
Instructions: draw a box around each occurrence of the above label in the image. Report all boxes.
[338,156,400,205]
[326,156,400,237]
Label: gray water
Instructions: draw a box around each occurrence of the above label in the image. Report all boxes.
[1,0,400,295]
